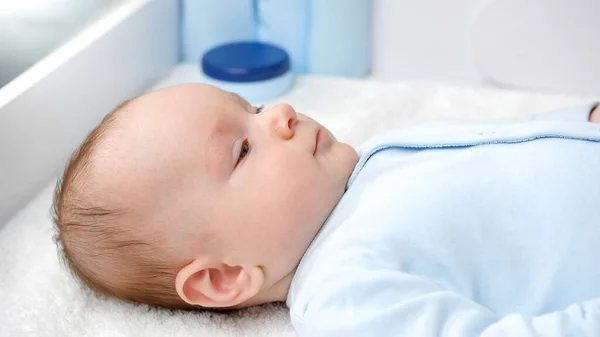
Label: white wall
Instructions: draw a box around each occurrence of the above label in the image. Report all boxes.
[472,0,599,96]
[371,0,600,96]
[371,0,487,85]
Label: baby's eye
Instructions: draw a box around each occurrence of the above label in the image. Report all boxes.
[254,105,264,114]
[236,139,251,166]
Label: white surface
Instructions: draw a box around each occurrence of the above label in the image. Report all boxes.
[371,0,486,84]
[473,0,600,96]
[371,0,599,96]
[0,0,179,226]
[2,67,597,336]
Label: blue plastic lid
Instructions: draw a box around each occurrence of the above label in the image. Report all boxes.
[201,42,290,83]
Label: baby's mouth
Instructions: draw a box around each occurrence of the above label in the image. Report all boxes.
[314,126,331,155]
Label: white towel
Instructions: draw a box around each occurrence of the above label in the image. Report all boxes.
[1,67,595,337]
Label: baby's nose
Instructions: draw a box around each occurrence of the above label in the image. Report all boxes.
[266,103,298,140]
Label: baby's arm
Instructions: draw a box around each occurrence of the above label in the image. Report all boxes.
[295,271,600,337]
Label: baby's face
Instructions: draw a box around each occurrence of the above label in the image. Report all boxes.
[108,84,358,292]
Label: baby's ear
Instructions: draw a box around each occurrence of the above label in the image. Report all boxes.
[175,257,264,308]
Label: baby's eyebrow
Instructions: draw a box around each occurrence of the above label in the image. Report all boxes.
[228,92,250,107]
[205,118,230,180]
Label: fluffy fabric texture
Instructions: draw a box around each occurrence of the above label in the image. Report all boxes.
[1,68,596,337]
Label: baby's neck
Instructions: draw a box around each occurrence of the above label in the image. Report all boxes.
[234,269,295,309]
[265,271,296,303]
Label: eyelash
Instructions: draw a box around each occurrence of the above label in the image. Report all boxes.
[236,105,263,167]
[237,139,251,166]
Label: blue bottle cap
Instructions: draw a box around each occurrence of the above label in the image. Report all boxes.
[201,41,290,83]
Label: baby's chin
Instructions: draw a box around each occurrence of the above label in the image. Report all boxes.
[323,142,358,200]
[339,142,359,176]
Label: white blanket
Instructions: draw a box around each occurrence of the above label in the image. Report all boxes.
[1,67,595,337]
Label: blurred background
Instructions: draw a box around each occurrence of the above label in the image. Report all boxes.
[0,0,124,87]
[0,0,598,95]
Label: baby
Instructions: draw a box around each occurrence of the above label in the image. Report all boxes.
[54,83,600,336]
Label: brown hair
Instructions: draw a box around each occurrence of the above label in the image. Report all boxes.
[52,98,195,310]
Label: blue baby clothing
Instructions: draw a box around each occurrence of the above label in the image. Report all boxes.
[287,103,600,337]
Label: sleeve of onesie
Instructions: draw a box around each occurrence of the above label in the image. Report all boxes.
[292,271,600,337]
[533,102,598,122]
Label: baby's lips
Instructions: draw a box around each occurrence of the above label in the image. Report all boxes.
[314,127,322,155]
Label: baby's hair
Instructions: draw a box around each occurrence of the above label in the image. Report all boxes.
[52,97,195,310]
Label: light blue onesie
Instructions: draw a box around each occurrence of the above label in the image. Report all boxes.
[287,103,600,337]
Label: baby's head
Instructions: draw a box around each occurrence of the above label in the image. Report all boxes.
[53,84,358,309]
